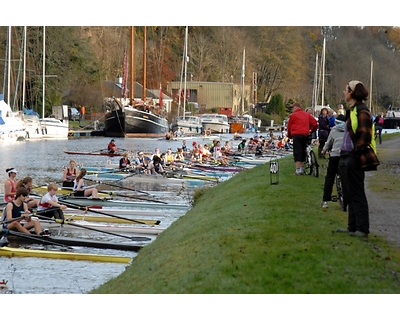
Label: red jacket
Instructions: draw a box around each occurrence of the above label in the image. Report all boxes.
[287,109,318,138]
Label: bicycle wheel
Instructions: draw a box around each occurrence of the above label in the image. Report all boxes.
[336,174,347,211]
[309,150,319,177]
[304,149,312,175]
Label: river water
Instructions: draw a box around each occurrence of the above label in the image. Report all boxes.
[0,135,234,295]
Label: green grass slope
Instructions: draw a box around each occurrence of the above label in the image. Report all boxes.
[91,147,400,294]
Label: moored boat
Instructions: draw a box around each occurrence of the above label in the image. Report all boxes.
[0,99,27,143]
[201,114,230,134]
[171,115,203,135]
[39,117,69,139]
[384,106,400,129]
[104,105,169,138]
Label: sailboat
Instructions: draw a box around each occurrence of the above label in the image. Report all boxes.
[170,26,202,136]
[312,38,328,115]
[227,48,257,134]
[15,26,44,141]
[0,27,27,143]
[104,26,169,138]
[39,27,69,139]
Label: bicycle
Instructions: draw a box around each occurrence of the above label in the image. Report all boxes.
[303,137,319,177]
[332,173,347,211]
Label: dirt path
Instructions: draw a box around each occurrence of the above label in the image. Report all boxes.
[365,134,400,248]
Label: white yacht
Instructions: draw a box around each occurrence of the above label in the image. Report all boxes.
[201,114,230,134]
[0,99,27,143]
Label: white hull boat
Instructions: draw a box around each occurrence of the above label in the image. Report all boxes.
[24,114,43,140]
[171,115,203,135]
[0,100,27,143]
[40,117,69,139]
[201,114,230,134]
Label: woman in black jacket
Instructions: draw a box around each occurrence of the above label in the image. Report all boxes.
[318,107,330,158]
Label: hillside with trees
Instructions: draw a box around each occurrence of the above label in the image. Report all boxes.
[1,26,400,123]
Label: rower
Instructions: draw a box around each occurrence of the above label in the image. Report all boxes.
[2,187,49,236]
[119,152,131,171]
[62,158,78,188]
[108,139,118,153]
[15,176,40,209]
[38,183,67,220]
[133,151,145,171]
[4,168,18,203]
[73,169,99,198]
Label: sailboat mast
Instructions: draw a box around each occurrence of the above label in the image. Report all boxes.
[183,26,188,120]
[241,47,245,115]
[312,53,318,115]
[369,59,373,113]
[22,26,26,109]
[130,26,134,105]
[142,26,146,102]
[42,26,45,118]
[321,38,326,108]
[7,26,11,105]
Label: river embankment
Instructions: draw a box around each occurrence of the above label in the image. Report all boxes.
[91,133,400,295]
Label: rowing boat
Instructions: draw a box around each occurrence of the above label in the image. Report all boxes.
[40,219,164,235]
[2,230,146,251]
[64,206,167,217]
[64,213,160,225]
[0,246,131,263]
[59,198,190,210]
[191,164,245,173]
[86,172,130,180]
[32,186,112,198]
[63,150,124,157]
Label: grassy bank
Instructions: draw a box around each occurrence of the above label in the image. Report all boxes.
[91,140,400,294]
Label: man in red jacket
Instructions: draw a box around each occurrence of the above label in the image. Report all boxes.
[287,102,318,175]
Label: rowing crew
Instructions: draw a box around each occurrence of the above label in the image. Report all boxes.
[62,159,99,198]
[1,187,52,237]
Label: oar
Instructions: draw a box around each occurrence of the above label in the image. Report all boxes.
[4,229,73,250]
[83,177,150,195]
[111,193,168,204]
[34,214,151,242]
[0,214,33,225]
[1,207,62,224]
[58,199,153,225]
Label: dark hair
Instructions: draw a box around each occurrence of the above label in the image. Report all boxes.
[16,187,29,198]
[350,82,368,102]
[76,168,87,181]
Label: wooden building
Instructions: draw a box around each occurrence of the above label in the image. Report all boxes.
[167,81,251,115]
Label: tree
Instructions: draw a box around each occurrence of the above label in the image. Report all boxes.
[267,93,285,121]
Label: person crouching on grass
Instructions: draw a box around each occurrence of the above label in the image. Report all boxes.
[38,183,67,220]
[2,187,49,236]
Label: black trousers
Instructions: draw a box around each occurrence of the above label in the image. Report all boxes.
[323,156,340,201]
[339,153,369,234]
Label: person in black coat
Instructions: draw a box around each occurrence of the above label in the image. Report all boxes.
[318,107,330,158]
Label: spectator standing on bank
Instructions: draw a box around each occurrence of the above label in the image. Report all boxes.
[337,80,380,238]
[287,102,318,175]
